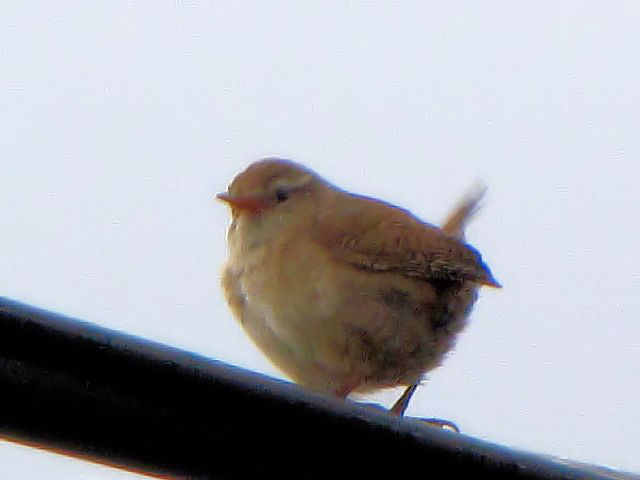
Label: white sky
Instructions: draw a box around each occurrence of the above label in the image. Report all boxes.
[1,2,639,477]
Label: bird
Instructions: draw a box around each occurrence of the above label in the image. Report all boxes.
[218,158,500,417]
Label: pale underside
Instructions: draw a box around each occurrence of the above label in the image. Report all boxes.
[222,190,487,396]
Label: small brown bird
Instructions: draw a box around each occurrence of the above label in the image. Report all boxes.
[218,159,499,416]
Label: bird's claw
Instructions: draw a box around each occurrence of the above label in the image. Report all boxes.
[414,417,460,433]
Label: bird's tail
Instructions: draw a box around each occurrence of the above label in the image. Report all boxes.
[441,184,487,240]
[442,184,501,288]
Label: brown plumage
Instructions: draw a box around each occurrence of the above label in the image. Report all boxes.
[218,158,499,411]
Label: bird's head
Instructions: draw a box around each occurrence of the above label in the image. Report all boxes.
[217,158,323,220]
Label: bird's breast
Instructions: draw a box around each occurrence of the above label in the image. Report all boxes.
[223,225,479,393]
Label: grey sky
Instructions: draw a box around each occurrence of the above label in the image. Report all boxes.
[1,2,639,477]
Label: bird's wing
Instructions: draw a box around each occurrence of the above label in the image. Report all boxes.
[316,194,500,287]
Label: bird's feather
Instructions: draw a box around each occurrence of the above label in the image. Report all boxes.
[316,192,500,288]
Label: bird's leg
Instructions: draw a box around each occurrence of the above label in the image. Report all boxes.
[333,384,355,398]
[390,383,418,416]
[390,382,460,433]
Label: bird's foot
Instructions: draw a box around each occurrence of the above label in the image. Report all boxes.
[389,383,460,432]
[414,417,460,433]
[354,401,461,432]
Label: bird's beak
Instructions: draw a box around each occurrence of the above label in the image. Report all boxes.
[216,192,271,214]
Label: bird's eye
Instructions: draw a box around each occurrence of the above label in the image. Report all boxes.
[275,188,290,203]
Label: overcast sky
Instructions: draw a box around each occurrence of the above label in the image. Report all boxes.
[2,2,639,477]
